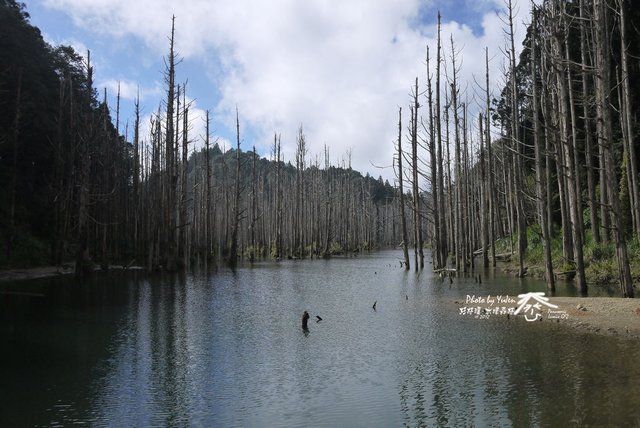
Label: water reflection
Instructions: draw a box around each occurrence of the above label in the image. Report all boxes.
[1,252,640,426]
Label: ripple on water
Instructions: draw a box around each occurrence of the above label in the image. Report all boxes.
[3,251,640,426]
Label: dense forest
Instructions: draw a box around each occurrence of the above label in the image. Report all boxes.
[3,0,640,298]
[394,0,640,297]
[0,0,402,273]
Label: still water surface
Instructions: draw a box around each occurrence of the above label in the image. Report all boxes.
[1,250,640,426]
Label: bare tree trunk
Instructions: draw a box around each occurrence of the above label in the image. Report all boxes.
[531,16,555,293]
[133,91,141,262]
[295,126,307,258]
[450,42,463,271]
[275,134,283,259]
[551,3,586,293]
[445,94,454,258]
[426,47,442,269]
[204,110,212,260]
[179,89,189,268]
[506,0,527,277]
[164,16,178,271]
[436,12,448,268]
[593,0,633,297]
[580,0,600,243]
[250,146,257,260]
[564,25,587,294]
[479,112,489,268]
[323,145,332,257]
[410,77,424,270]
[462,101,471,271]
[485,48,496,267]
[228,108,242,268]
[397,108,410,270]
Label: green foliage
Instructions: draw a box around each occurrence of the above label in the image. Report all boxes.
[329,242,343,255]
[269,241,278,259]
[628,237,640,257]
[515,227,640,286]
[585,258,617,285]
[0,1,132,267]
[494,236,514,254]
[584,241,615,262]
[0,232,49,268]
[527,224,542,247]
[243,245,261,260]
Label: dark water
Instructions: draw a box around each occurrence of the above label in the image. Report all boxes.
[1,250,640,427]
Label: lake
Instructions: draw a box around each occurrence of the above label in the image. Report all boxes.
[1,250,639,426]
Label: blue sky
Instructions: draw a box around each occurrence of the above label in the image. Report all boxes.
[25,0,528,179]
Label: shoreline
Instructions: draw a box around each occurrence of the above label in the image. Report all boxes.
[454,296,640,340]
[0,265,75,283]
[538,297,640,340]
[0,265,143,284]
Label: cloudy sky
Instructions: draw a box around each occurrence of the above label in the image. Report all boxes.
[26,0,529,180]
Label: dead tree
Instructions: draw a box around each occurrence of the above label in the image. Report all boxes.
[396,107,410,270]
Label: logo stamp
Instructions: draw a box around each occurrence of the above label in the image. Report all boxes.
[458,292,568,321]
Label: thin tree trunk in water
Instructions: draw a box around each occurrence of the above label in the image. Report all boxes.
[250,146,257,261]
[296,127,307,258]
[410,107,418,270]
[228,108,241,268]
[133,92,141,262]
[485,48,496,267]
[397,108,410,270]
[593,0,633,297]
[531,18,555,293]
[462,101,470,271]
[100,89,109,269]
[565,34,587,294]
[450,37,463,271]
[410,78,424,270]
[164,16,178,271]
[275,134,282,259]
[551,4,586,293]
[323,145,331,257]
[426,47,442,269]
[179,90,189,268]
[506,0,526,277]
[445,95,454,258]
[436,12,448,268]
[479,113,489,268]
[205,110,212,260]
[544,37,574,264]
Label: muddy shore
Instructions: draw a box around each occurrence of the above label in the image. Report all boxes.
[454,296,640,340]
[538,297,640,340]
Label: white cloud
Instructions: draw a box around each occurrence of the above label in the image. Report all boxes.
[98,79,162,102]
[41,0,531,179]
